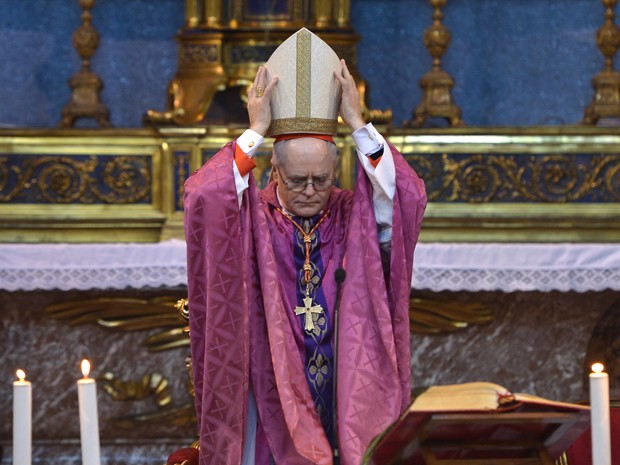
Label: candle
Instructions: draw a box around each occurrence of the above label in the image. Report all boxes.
[13,369,32,465]
[589,362,611,465]
[77,359,101,465]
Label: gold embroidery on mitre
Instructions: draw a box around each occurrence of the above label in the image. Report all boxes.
[296,29,311,118]
[269,117,338,136]
[264,28,341,136]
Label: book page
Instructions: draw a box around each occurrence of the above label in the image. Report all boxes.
[410,381,513,412]
[513,392,590,411]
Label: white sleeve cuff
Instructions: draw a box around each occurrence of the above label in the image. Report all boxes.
[351,123,383,157]
[237,129,265,158]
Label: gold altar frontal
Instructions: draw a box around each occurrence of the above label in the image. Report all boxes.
[1,125,620,243]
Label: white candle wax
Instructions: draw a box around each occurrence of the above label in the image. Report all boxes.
[13,370,32,465]
[78,361,101,465]
[590,364,611,465]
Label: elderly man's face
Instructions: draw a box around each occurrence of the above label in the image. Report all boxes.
[273,138,336,218]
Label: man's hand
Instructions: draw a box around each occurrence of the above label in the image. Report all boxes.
[248,66,278,136]
[334,59,366,132]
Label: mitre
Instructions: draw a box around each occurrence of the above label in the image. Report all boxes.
[264,28,342,136]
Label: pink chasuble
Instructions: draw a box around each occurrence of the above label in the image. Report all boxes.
[184,141,426,465]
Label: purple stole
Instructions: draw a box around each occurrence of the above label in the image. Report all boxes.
[184,141,426,465]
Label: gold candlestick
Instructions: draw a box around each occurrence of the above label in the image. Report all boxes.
[407,0,464,127]
[60,0,111,128]
[583,0,620,125]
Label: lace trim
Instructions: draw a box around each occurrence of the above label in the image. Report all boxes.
[412,268,620,293]
[0,266,188,292]
[1,241,619,292]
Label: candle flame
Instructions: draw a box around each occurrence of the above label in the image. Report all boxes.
[16,369,26,381]
[592,362,605,374]
[81,359,91,378]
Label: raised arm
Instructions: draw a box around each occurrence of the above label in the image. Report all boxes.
[233,66,278,206]
[334,59,395,243]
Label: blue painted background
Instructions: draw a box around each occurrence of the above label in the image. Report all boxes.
[0,0,604,128]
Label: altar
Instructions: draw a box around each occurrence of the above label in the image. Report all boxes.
[1,241,619,465]
[2,240,620,293]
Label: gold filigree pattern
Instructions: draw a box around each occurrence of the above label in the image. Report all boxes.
[0,155,150,204]
[606,162,620,197]
[296,28,312,118]
[405,153,620,203]
[180,44,219,65]
[308,354,329,387]
[269,117,338,136]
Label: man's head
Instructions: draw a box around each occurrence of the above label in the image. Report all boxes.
[271,137,338,217]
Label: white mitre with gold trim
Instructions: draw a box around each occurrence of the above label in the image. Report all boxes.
[264,28,342,136]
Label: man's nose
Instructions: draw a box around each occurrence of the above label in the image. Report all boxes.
[301,181,316,194]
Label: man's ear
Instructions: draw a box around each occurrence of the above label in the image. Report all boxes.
[269,166,278,182]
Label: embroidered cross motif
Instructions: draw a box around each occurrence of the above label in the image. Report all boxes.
[294,295,323,332]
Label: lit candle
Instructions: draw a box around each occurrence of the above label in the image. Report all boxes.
[77,359,101,465]
[13,369,32,465]
[589,362,611,465]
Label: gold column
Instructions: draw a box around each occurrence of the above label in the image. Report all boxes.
[406,0,464,128]
[185,0,201,28]
[314,0,333,28]
[583,0,620,125]
[334,0,350,28]
[203,0,222,27]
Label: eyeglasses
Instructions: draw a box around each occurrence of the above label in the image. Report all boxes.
[281,175,334,193]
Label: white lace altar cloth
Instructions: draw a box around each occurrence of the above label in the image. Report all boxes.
[1,240,619,292]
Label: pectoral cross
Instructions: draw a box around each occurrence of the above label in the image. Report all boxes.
[295,295,323,332]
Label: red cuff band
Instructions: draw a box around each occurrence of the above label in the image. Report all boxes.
[369,156,382,169]
[234,144,257,177]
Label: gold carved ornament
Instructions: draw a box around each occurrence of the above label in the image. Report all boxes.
[409,297,493,334]
[403,153,620,203]
[0,155,150,204]
[46,296,195,428]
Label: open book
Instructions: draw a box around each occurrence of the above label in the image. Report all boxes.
[363,382,591,465]
[409,381,590,412]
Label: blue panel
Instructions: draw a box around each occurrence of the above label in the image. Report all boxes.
[0,0,609,128]
[404,152,620,203]
[0,154,152,204]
